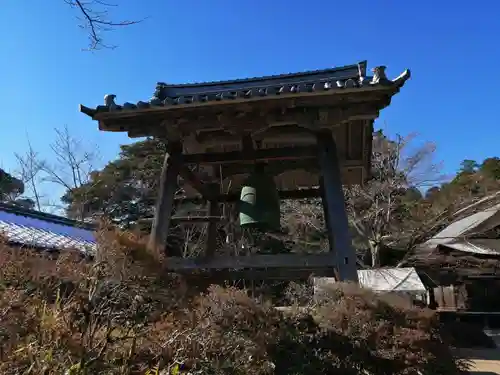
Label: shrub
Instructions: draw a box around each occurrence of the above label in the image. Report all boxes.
[0,231,469,374]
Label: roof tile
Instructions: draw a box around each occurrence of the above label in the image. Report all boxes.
[80,62,411,118]
[0,203,96,253]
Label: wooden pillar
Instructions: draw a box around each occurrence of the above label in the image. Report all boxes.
[148,141,183,254]
[316,130,359,283]
[319,177,333,250]
[204,183,221,258]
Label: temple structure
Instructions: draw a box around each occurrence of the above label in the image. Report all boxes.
[80,61,410,282]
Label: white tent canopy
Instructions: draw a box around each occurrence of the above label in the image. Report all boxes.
[313,267,426,295]
[357,267,426,293]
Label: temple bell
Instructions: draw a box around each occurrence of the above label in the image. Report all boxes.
[239,163,281,232]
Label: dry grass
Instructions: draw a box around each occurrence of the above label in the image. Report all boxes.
[0,230,470,374]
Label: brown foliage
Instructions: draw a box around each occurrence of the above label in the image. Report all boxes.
[307,284,468,375]
[0,232,468,374]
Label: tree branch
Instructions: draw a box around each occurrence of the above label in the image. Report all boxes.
[65,0,144,50]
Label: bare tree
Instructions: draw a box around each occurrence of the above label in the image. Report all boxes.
[42,126,97,192]
[64,0,143,50]
[14,126,99,216]
[41,126,100,217]
[345,131,446,267]
[14,139,45,211]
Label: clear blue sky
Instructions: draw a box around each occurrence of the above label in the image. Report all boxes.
[1,1,499,203]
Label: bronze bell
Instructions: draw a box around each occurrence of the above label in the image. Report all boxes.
[239,163,281,232]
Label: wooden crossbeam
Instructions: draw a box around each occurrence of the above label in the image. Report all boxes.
[220,158,319,177]
[140,216,225,224]
[165,253,337,271]
[182,145,318,165]
[171,215,224,223]
[174,187,321,204]
[99,102,384,136]
[178,267,336,281]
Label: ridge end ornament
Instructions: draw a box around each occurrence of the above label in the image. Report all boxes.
[370,66,391,85]
[104,94,117,109]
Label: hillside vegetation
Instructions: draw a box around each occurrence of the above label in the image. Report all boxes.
[0,231,469,375]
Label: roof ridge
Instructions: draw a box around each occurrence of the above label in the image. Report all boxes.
[156,61,367,89]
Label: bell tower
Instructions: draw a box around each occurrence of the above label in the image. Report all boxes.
[80,61,410,283]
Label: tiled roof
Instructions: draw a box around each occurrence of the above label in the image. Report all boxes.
[441,239,500,256]
[423,203,500,251]
[80,62,411,117]
[0,203,96,253]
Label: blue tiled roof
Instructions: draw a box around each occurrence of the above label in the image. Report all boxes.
[0,203,97,253]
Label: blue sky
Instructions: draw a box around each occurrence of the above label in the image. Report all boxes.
[1,1,499,204]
